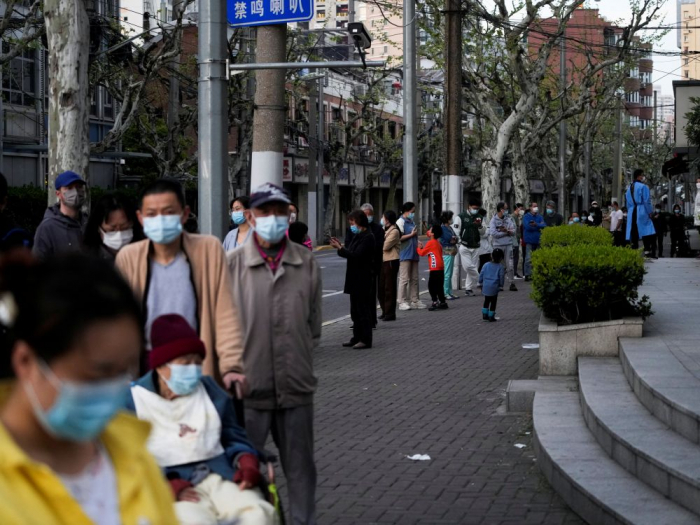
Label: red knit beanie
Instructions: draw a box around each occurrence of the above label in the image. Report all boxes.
[149,314,206,370]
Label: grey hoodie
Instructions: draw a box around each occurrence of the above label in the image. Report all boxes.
[32,204,87,259]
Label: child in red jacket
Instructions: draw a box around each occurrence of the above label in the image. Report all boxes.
[417,223,448,311]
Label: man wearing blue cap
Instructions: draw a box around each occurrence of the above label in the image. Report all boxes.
[32,171,88,259]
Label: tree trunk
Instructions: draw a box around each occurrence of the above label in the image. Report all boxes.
[323,165,339,241]
[511,156,529,208]
[45,0,90,205]
[481,158,501,218]
[386,169,401,212]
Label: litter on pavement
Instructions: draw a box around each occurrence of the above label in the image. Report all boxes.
[521,344,540,350]
[406,454,431,461]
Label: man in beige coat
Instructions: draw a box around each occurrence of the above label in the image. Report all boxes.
[115,178,246,390]
[227,183,322,525]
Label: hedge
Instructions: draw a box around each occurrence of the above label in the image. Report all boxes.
[530,244,652,324]
[6,186,144,234]
[540,224,613,248]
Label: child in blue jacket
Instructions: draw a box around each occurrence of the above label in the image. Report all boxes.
[479,248,505,322]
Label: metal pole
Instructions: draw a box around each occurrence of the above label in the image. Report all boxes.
[307,81,318,245]
[250,25,287,188]
[403,0,417,204]
[558,35,567,217]
[584,103,591,208]
[444,0,462,214]
[612,97,623,205]
[198,0,228,237]
[168,0,184,167]
[317,74,325,243]
[230,60,386,70]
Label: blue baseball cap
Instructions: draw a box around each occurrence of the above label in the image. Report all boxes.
[54,171,86,190]
[250,183,292,208]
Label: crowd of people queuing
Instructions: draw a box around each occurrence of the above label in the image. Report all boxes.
[0,163,696,524]
[0,174,319,525]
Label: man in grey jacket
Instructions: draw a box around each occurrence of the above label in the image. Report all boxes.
[489,201,518,292]
[32,171,88,259]
[227,183,322,525]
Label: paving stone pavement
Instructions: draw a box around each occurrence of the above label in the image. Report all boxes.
[273,281,584,525]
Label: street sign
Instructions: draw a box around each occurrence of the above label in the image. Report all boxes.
[227,0,313,27]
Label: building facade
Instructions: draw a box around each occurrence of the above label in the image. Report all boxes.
[678,0,700,80]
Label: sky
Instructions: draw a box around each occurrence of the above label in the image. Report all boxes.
[586,0,679,96]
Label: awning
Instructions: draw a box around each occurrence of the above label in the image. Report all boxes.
[663,153,688,176]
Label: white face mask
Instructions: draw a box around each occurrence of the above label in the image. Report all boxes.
[289,212,297,224]
[101,228,134,251]
[696,183,700,190]
[532,207,539,214]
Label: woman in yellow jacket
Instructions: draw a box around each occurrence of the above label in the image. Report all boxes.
[0,252,177,525]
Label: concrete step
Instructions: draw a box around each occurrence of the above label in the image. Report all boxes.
[506,376,578,413]
[620,337,700,444]
[533,391,700,525]
[579,357,700,515]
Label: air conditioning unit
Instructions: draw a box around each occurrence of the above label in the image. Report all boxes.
[353,85,367,98]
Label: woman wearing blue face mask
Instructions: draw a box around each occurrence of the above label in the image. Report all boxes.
[126,314,276,525]
[330,210,376,349]
[223,196,253,252]
[0,253,177,524]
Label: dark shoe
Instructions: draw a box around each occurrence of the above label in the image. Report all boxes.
[483,313,489,321]
[464,290,475,297]
[382,316,396,321]
[438,302,449,310]
[342,341,357,347]
[379,314,385,320]
[353,342,371,349]
[524,276,532,282]
[349,325,354,329]
[489,316,498,322]
[499,287,504,292]
[510,283,518,292]
[428,302,439,311]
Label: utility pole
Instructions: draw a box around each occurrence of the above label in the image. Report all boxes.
[444,0,462,214]
[250,25,287,188]
[198,0,228,237]
[583,102,591,209]
[317,74,325,243]
[612,97,623,205]
[308,81,318,244]
[167,0,184,168]
[558,35,567,216]
[403,0,417,204]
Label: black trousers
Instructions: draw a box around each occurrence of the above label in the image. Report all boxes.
[478,253,491,273]
[483,295,498,312]
[655,232,664,257]
[629,208,654,253]
[380,260,400,319]
[350,289,373,346]
[428,270,446,304]
[670,232,684,257]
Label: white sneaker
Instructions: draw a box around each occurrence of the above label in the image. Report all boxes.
[398,303,412,311]
[411,301,428,310]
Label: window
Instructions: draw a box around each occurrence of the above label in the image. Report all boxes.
[686,58,690,66]
[685,35,689,42]
[383,46,388,54]
[686,70,690,78]
[2,46,35,107]
[625,91,639,104]
[629,115,640,128]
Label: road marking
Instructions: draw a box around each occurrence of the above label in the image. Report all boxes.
[321,290,430,326]
[322,291,344,298]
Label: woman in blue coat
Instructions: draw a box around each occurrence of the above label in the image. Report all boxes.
[625,169,656,256]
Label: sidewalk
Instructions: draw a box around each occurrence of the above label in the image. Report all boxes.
[277,281,583,524]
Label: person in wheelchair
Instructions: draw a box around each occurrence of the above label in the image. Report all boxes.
[126,314,276,525]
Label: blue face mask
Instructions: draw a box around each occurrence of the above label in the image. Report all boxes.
[546,209,554,215]
[675,210,681,214]
[350,225,360,234]
[573,217,580,223]
[380,218,385,227]
[470,209,479,215]
[408,212,415,220]
[163,364,202,396]
[253,215,288,244]
[25,360,129,442]
[143,214,183,245]
[231,211,246,225]
[368,215,374,223]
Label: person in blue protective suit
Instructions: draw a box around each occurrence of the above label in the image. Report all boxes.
[625,169,656,258]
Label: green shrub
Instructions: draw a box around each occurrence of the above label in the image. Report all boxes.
[540,224,613,248]
[531,244,652,324]
[7,186,47,234]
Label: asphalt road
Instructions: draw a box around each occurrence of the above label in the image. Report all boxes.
[315,250,430,322]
